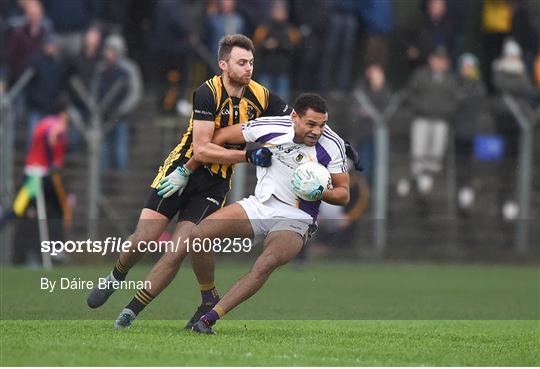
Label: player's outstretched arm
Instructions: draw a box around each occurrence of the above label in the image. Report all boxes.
[192,120,247,164]
[184,122,273,173]
[158,123,247,198]
[322,172,350,206]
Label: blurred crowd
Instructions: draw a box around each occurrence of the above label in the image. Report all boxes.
[1,0,539,208]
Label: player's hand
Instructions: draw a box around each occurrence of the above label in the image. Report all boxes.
[291,171,325,201]
[246,147,273,167]
[345,141,363,171]
[157,165,192,198]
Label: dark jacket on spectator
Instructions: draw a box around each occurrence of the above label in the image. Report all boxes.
[454,75,487,140]
[92,61,129,121]
[355,79,393,137]
[358,0,394,34]
[492,61,533,98]
[253,20,301,76]
[42,0,96,32]
[151,0,191,54]
[7,21,51,82]
[406,66,458,120]
[401,9,456,67]
[25,53,65,113]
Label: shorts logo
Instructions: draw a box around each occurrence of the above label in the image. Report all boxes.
[206,197,220,206]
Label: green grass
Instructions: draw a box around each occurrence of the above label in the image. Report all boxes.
[1,263,539,365]
[1,320,539,366]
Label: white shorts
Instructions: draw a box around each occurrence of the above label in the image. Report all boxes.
[238,195,313,238]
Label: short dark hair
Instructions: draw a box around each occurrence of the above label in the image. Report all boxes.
[47,95,69,115]
[293,93,327,116]
[218,34,255,61]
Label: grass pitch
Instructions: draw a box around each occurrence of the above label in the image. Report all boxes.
[1,263,539,366]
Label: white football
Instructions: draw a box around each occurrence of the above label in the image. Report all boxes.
[293,162,332,201]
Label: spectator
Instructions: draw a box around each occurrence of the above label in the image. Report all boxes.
[151,0,192,101]
[492,38,534,98]
[319,0,360,91]
[205,0,246,57]
[491,37,537,220]
[290,0,328,91]
[235,0,269,35]
[42,0,97,60]
[6,0,52,84]
[24,34,66,146]
[69,24,103,147]
[252,0,301,103]
[92,34,137,171]
[454,53,487,214]
[491,38,535,154]
[358,0,394,68]
[406,46,458,195]
[73,25,102,87]
[481,0,513,92]
[507,0,538,81]
[400,0,457,72]
[354,63,393,185]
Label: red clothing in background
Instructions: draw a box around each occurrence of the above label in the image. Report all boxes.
[26,116,67,169]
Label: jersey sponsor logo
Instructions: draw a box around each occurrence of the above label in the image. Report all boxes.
[276,144,302,152]
[194,109,213,116]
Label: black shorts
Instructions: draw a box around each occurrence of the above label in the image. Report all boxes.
[144,166,230,223]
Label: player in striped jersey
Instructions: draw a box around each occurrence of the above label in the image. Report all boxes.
[182,93,351,334]
[86,34,291,329]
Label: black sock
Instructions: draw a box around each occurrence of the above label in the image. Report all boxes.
[112,259,128,281]
[126,288,154,316]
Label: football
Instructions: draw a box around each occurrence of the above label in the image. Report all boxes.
[292,162,332,201]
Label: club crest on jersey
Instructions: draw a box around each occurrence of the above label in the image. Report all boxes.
[295,153,304,163]
[247,106,256,120]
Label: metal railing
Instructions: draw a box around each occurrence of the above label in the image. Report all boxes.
[353,87,405,255]
[502,94,538,254]
[69,76,130,239]
[0,69,34,260]
[353,88,538,256]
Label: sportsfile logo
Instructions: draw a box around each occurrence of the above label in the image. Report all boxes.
[41,237,183,256]
[40,237,253,256]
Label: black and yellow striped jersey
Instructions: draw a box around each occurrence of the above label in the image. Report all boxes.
[151,75,290,188]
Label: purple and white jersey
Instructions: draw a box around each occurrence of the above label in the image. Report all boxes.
[241,115,348,221]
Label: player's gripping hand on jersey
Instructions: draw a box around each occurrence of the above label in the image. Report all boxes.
[157,165,193,198]
[245,147,273,167]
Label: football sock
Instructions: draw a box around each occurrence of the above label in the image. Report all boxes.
[112,259,129,281]
[126,288,154,316]
[200,282,219,306]
[202,304,225,325]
